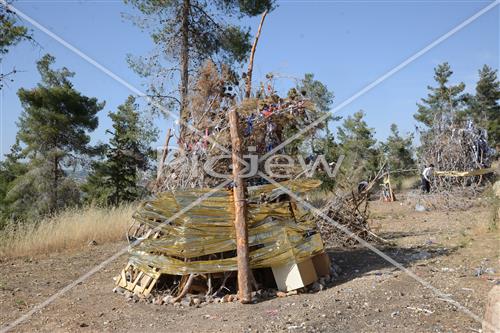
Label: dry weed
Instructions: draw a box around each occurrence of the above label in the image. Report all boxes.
[0,205,136,258]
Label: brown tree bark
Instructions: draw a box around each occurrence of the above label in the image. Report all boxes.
[179,0,190,139]
[228,109,252,304]
[155,128,173,189]
[245,9,268,99]
[52,153,59,213]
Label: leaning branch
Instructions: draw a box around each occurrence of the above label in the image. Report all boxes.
[245,9,268,99]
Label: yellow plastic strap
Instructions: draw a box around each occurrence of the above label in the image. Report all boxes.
[434,167,495,177]
[128,179,324,276]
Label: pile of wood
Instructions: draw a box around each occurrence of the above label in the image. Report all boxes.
[154,61,324,191]
[115,180,332,305]
[418,118,495,190]
[316,190,377,247]
[312,166,390,248]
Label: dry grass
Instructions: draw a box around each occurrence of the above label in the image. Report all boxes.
[0,204,136,258]
[400,175,420,190]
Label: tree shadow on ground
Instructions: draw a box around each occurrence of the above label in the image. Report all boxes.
[325,243,459,287]
[376,230,437,240]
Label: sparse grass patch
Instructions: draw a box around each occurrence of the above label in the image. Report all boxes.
[0,204,136,258]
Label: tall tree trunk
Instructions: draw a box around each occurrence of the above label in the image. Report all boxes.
[245,9,268,99]
[228,109,252,304]
[52,152,59,213]
[179,0,190,139]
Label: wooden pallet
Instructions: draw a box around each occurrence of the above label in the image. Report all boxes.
[115,230,162,297]
[114,263,160,297]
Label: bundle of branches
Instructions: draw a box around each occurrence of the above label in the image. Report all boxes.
[418,118,495,190]
[314,169,386,248]
[156,61,325,191]
[316,190,372,247]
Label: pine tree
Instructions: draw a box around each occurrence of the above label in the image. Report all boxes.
[414,62,466,128]
[297,73,334,114]
[1,3,32,87]
[291,73,339,188]
[0,140,27,224]
[468,65,500,146]
[11,54,104,217]
[283,73,336,156]
[383,124,415,173]
[336,110,380,184]
[83,96,158,206]
[125,0,275,137]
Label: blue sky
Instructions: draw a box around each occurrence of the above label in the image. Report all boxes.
[1,0,498,158]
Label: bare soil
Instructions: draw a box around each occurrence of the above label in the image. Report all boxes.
[1,193,498,333]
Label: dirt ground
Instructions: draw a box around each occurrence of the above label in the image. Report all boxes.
[0,192,498,333]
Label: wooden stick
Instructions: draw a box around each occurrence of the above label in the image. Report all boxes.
[245,9,268,99]
[156,128,173,186]
[228,109,252,304]
[172,273,196,303]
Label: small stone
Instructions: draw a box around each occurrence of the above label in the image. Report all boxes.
[88,240,97,246]
[79,323,89,328]
[162,295,173,304]
[180,298,192,307]
[415,204,426,212]
[311,282,323,292]
[222,295,231,303]
[276,291,287,298]
[153,297,163,305]
[193,298,201,306]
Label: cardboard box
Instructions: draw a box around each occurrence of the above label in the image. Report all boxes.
[312,252,331,277]
[271,258,318,291]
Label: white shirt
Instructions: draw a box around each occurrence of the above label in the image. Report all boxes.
[422,167,433,181]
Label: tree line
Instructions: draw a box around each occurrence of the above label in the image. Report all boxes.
[301,62,498,190]
[0,1,498,226]
[0,55,158,225]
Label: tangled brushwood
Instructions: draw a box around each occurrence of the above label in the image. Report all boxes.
[418,118,495,190]
[315,171,388,248]
[155,61,325,191]
[316,190,371,247]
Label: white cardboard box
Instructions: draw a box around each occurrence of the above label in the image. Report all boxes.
[271,258,318,291]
